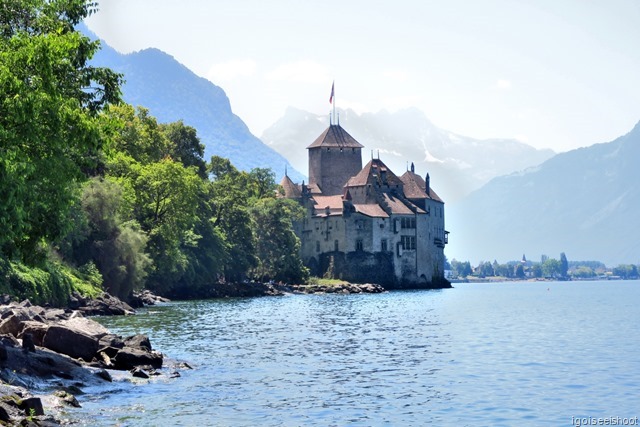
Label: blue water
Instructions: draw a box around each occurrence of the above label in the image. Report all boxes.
[74,281,640,426]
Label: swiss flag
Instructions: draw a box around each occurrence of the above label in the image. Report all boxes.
[329,81,334,104]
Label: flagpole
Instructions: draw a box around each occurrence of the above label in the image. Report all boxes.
[333,82,336,125]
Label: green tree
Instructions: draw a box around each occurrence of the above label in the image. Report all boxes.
[560,252,569,279]
[0,0,121,261]
[250,198,308,283]
[208,156,257,281]
[160,120,207,178]
[514,263,525,279]
[133,159,202,292]
[542,258,561,278]
[61,178,151,299]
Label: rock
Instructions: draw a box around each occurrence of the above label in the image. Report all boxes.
[95,369,112,382]
[18,321,50,347]
[21,333,36,353]
[76,293,136,316]
[124,334,152,351]
[42,325,99,362]
[169,371,181,378]
[53,390,81,408]
[0,402,11,422]
[0,313,29,336]
[130,367,149,379]
[113,347,163,370]
[0,346,7,362]
[99,334,124,349]
[58,317,110,339]
[19,397,44,416]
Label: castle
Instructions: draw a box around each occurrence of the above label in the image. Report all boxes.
[280,123,449,288]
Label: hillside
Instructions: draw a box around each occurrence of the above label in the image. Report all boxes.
[261,107,554,202]
[85,27,304,182]
[447,121,640,266]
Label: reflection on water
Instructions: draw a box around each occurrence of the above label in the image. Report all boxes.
[76,281,640,426]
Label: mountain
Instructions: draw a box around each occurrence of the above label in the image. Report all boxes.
[84,26,304,182]
[447,121,640,266]
[261,107,555,202]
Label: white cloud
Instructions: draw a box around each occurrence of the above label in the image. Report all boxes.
[495,79,512,90]
[266,60,330,84]
[207,59,257,82]
[383,94,422,111]
[382,69,410,82]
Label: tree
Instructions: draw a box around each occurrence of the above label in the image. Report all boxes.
[0,0,121,262]
[560,252,569,279]
[160,120,207,178]
[542,258,561,278]
[250,198,308,283]
[514,263,525,279]
[133,159,202,292]
[59,178,151,299]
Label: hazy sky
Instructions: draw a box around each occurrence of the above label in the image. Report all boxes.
[86,0,640,152]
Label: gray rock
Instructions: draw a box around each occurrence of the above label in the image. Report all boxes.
[42,325,99,362]
[113,347,163,370]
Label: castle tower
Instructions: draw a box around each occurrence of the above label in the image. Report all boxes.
[307,124,363,196]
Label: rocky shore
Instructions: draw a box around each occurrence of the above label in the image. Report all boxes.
[0,296,177,425]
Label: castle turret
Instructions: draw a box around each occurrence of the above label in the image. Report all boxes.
[307,124,363,196]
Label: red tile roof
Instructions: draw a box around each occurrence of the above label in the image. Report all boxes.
[279,174,302,198]
[353,204,389,218]
[399,171,444,203]
[345,159,404,188]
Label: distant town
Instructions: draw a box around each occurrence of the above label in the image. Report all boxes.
[447,253,639,282]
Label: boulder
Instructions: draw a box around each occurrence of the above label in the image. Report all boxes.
[18,321,50,347]
[98,334,124,349]
[19,397,44,416]
[0,313,29,336]
[124,334,152,351]
[58,317,110,339]
[130,367,149,379]
[113,347,163,370]
[42,325,99,362]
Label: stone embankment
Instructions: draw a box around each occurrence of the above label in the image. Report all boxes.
[276,282,386,295]
[0,296,175,425]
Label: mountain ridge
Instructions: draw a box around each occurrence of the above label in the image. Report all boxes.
[84,25,304,182]
[447,120,640,266]
[261,106,555,202]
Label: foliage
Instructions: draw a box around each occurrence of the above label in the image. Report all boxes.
[450,259,472,278]
[560,252,569,278]
[250,198,308,283]
[0,256,100,306]
[59,178,151,299]
[0,0,121,262]
[612,264,639,279]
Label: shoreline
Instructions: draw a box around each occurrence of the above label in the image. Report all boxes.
[0,297,185,425]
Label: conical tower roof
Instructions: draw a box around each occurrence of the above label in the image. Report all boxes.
[279,174,302,198]
[306,124,364,149]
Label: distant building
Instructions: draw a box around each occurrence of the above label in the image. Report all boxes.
[280,123,449,288]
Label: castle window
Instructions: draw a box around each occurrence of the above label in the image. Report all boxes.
[356,239,363,251]
[381,239,388,252]
[334,240,339,252]
[401,217,416,229]
[316,241,320,252]
[401,236,416,250]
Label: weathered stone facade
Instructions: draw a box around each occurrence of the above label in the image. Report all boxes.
[281,123,449,288]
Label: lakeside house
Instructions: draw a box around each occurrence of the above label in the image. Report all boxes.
[280,122,449,288]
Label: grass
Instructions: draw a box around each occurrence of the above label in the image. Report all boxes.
[306,277,350,287]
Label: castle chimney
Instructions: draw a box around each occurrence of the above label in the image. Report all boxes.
[426,173,430,196]
[410,162,415,173]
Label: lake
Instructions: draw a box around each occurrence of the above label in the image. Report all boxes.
[72,281,640,426]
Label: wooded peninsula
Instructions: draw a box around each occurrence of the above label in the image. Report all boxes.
[1,0,308,306]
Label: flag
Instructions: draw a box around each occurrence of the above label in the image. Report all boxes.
[329,81,334,104]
